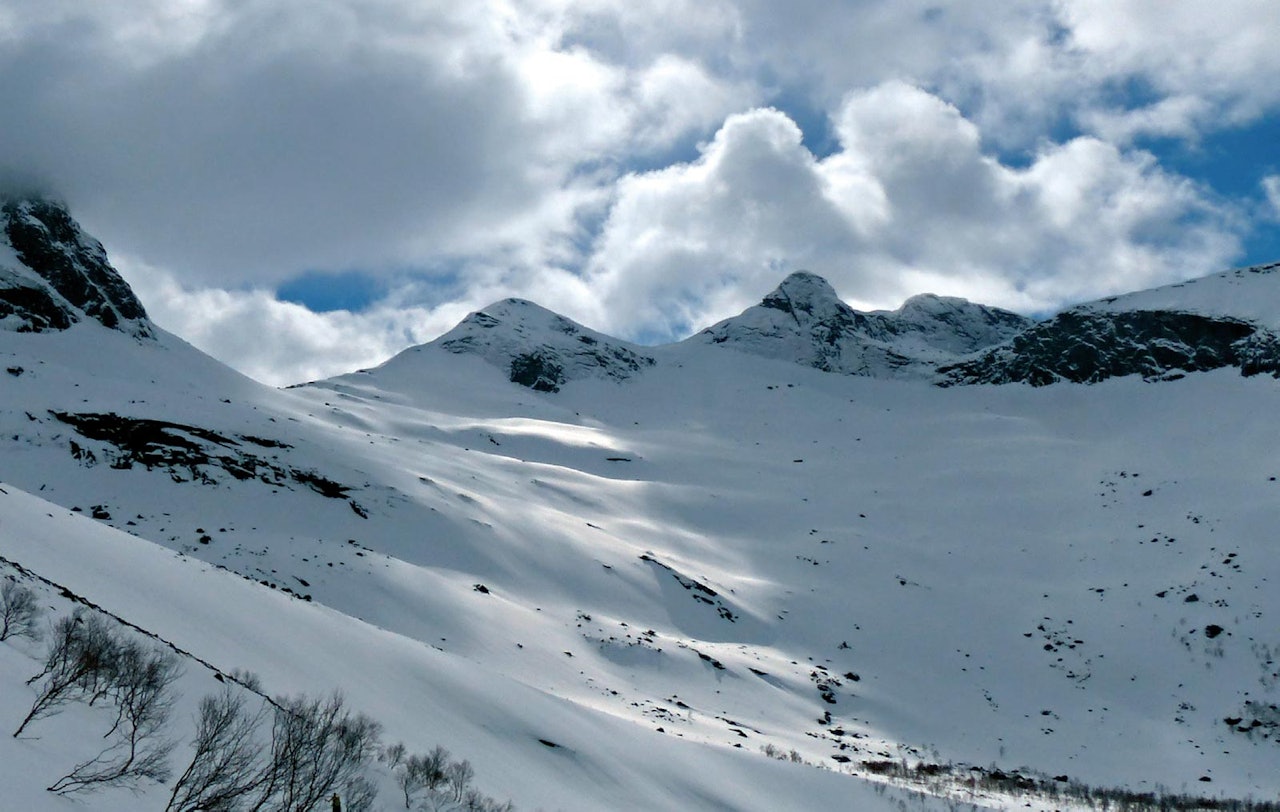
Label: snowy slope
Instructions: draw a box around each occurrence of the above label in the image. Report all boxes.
[0,485,942,812]
[8,314,1279,806]
[1087,261,1280,329]
[2,200,1280,809]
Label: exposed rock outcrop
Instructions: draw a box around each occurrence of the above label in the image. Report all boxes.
[0,195,151,338]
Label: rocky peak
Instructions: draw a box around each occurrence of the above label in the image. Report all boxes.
[760,272,847,320]
[696,271,1030,378]
[0,195,152,338]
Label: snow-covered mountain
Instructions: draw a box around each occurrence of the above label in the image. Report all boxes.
[3,197,1280,811]
[692,270,1031,378]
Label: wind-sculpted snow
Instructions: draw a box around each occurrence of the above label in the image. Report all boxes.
[693,271,1031,378]
[0,196,151,338]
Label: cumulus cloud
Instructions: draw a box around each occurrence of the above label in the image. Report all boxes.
[2,0,1273,381]
[1264,176,1280,221]
[587,83,1242,338]
[120,254,615,386]
[119,257,447,386]
[599,1,1280,148]
[1060,0,1280,128]
[0,0,754,289]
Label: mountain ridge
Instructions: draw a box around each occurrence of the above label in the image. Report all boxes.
[3,194,1279,390]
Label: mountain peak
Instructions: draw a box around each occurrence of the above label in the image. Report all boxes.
[696,271,1031,378]
[760,271,843,317]
[396,297,655,392]
[0,195,152,338]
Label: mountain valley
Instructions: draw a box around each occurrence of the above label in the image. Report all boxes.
[2,196,1280,810]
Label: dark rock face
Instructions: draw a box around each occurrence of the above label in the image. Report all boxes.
[1236,330,1280,378]
[0,283,75,332]
[939,309,1275,386]
[509,351,566,392]
[0,196,151,337]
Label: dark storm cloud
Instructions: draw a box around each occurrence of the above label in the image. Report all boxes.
[0,1,554,285]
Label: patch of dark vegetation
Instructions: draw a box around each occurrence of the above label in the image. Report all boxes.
[290,468,350,498]
[694,650,726,670]
[810,667,846,704]
[239,434,293,449]
[860,760,1280,810]
[50,412,356,505]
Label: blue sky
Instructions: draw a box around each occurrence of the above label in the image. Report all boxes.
[3,0,1278,384]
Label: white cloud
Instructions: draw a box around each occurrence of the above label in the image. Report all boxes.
[1077,96,1214,145]
[587,108,863,337]
[1264,176,1280,221]
[586,83,1242,338]
[0,0,757,291]
[119,254,617,387]
[3,0,1273,382]
[119,258,449,386]
[1047,1,1280,140]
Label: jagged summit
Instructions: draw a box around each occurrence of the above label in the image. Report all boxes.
[0,195,152,338]
[694,270,1031,378]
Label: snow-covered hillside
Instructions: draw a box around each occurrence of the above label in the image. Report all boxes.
[1088,261,1280,329]
[3,197,1280,810]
